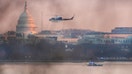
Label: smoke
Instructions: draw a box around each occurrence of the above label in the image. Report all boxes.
[0,0,132,33]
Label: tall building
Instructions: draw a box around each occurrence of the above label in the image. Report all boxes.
[16,1,37,37]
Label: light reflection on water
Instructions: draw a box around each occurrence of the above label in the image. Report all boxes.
[0,62,131,74]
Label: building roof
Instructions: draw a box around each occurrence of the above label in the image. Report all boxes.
[17,1,36,28]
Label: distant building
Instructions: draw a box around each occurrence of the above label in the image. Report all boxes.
[16,1,37,38]
[78,34,132,44]
[111,27,132,34]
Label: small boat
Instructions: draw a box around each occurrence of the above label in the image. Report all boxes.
[88,61,103,66]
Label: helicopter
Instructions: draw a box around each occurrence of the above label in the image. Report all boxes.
[49,15,74,22]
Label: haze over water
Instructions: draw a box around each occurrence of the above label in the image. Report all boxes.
[0,62,131,74]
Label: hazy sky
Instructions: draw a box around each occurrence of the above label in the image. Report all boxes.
[0,0,132,33]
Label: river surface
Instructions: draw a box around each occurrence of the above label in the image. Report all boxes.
[0,62,131,74]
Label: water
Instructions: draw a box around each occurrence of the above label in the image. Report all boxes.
[0,62,131,74]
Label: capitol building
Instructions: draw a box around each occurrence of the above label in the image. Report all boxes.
[16,1,37,38]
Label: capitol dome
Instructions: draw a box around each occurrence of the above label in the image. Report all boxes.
[16,1,37,34]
